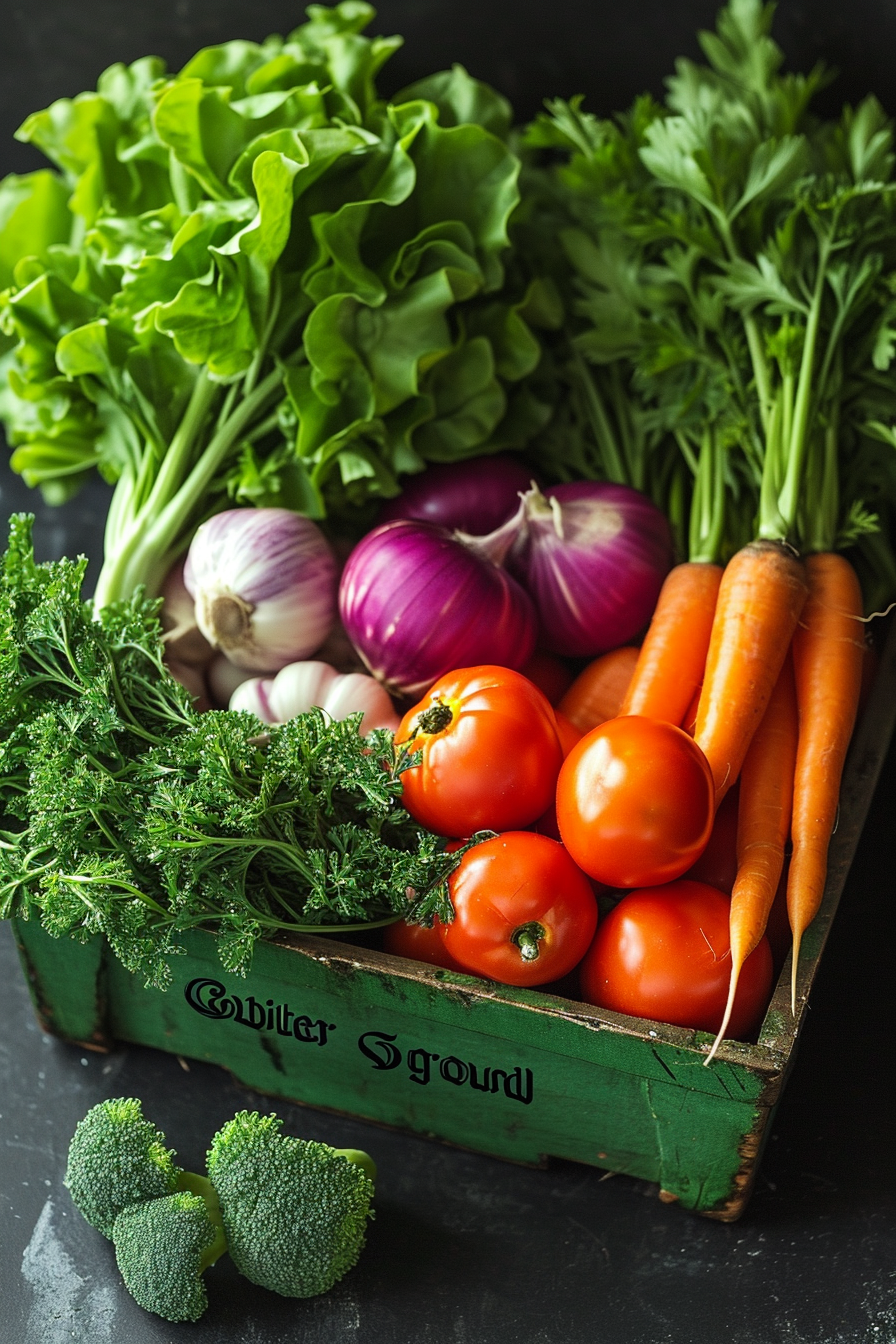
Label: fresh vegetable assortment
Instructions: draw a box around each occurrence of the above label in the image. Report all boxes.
[2,0,896,1064]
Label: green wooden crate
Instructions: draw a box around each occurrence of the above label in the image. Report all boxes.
[11,622,896,1220]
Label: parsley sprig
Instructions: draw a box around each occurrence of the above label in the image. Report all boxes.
[0,515,456,987]
[521,0,896,601]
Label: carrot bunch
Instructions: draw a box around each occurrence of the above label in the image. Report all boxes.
[621,539,866,1061]
[517,0,896,1065]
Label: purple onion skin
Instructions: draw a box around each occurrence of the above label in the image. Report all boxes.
[339,520,538,698]
[509,482,673,659]
[377,454,535,535]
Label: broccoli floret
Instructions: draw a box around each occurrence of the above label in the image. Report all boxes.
[64,1097,182,1237]
[112,1184,227,1323]
[65,1099,377,1320]
[206,1111,376,1298]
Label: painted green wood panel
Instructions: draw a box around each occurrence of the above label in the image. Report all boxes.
[3,915,787,1216]
[92,927,774,1214]
[11,918,109,1050]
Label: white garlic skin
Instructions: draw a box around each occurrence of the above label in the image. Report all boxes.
[207,653,255,708]
[229,660,399,734]
[184,508,338,673]
[160,558,214,668]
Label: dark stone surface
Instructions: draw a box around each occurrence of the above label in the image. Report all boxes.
[1,4,895,1340]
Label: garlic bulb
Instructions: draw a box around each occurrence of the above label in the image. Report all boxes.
[207,653,254,708]
[184,508,338,673]
[165,658,211,713]
[230,660,399,734]
[159,558,214,668]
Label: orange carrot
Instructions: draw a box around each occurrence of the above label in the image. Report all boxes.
[787,551,865,1013]
[553,708,583,758]
[705,653,798,1062]
[557,645,639,734]
[695,540,808,808]
[619,562,722,725]
[680,681,702,736]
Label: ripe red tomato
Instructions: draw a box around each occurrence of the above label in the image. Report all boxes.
[521,650,574,705]
[440,831,598,987]
[382,917,466,972]
[555,715,714,887]
[684,782,739,893]
[395,666,564,838]
[579,879,774,1039]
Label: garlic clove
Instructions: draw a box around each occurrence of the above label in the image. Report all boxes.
[208,653,256,708]
[229,676,278,722]
[160,559,214,668]
[185,508,339,672]
[268,661,339,722]
[324,673,400,734]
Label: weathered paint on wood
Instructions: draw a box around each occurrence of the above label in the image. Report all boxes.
[12,917,109,1050]
[9,618,896,1219]
[13,916,780,1215]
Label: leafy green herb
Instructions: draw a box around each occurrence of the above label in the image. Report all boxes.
[0,514,457,987]
[0,4,554,608]
[520,0,896,588]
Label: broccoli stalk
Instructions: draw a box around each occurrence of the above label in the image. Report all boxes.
[64,1099,376,1322]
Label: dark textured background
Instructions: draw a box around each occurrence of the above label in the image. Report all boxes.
[2,4,896,1341]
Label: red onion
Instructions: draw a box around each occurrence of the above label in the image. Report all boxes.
[377,454,535,535]
[338,520,537,698]
[502,482,673,658]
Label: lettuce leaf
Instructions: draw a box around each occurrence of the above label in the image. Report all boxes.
[0,3,548,606]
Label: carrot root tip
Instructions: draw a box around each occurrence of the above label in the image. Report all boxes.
[704,969,739,1065]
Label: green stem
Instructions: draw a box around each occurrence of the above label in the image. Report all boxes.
[716,215,774,438]
[93,371,220,609]
[511,921,545,962]
[117,364,285,598]
[774,248,829,539]
[688,426,725,564]
[414,701,453,735]
[805,413,839,552]
[151,830,317,883]
[102,462,138,571]
[757,390,785,542]
[674,430,699,477]
[332,1149,377,1183]
[55,872,170,916]
[572,347,629,485]
[609,363,639,488]
[175,1173,228,1268]
[743,314,774,437]
[142,369,220,524]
